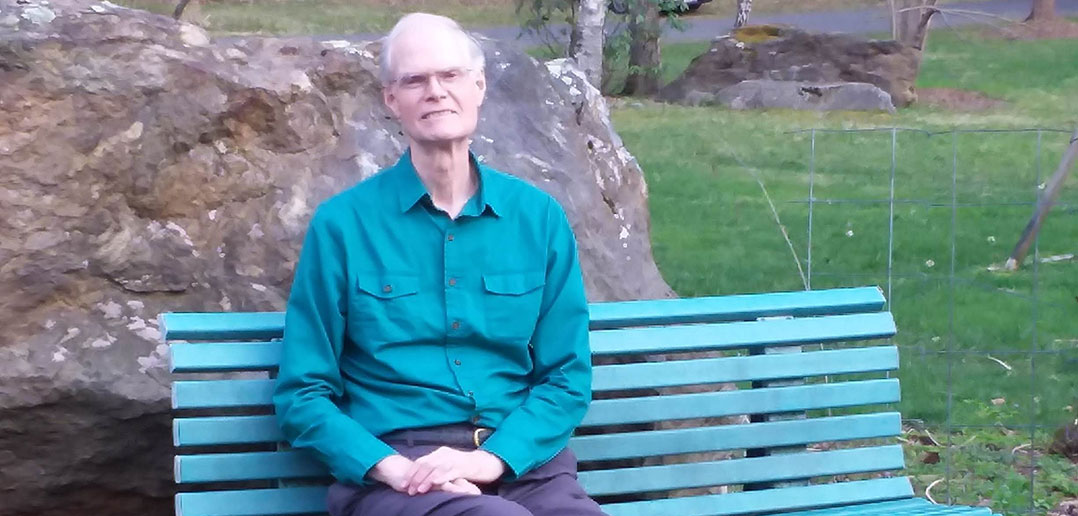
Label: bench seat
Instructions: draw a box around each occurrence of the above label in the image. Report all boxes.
[165,286,1000,516]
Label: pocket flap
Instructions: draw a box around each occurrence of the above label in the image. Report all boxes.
[482,271,545,295]
[356,273,419,299]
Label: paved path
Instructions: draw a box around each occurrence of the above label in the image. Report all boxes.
[294,0,1078,48]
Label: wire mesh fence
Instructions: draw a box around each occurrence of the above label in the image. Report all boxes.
[783,127,1078,515]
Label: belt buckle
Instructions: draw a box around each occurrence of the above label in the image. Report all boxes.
[473,427,490,447]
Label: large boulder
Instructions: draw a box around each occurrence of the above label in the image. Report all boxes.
[0,1,674,514]
[660,25,921,108]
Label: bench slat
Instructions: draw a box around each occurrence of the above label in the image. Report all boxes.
[175,485,327,516]
[782,498,995,515]
[173,379,274,409]
[161,287,886,341]
[579,445,905,496]
[580,379,900,427]
[172,479,919,516]
[175,444,904,488]
[592,346,897,391]
[600,477,914,516]
[171,342,282,373]
[174,411,900,457]
[162,312,287,342]
[782,498,934,516]
[176,450,327,483]
[174,415,281,446]
[588,286,885,329]
[589,312,896,356]
[569,412,901,461]
[173,375,900,422]
[169,340,896,386]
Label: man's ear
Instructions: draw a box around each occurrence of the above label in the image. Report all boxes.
[475,75,487,106]
[383,86,400,118]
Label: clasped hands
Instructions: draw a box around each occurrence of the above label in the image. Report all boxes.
[370,447,506,496]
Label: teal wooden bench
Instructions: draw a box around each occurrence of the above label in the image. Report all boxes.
[164,286,1000,516]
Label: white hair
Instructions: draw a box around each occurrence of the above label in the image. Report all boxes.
[379,13,486,85]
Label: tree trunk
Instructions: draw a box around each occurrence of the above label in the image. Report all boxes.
[1026,0,1057,21]
[735,0,753,28]
[623,0,662,97]
[892,0,938,51]
[568,0,606,88]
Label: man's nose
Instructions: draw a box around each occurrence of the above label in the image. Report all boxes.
[424,76,449,98]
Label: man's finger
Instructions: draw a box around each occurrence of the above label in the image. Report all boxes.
[416,464,452,494]
[406,462,437,495]
[453,478,482,495]
[429,468,463,488]
[439,478,481,496]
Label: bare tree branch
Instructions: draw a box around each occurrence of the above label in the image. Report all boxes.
[173,0,192,20]
[1006,129,1078,270]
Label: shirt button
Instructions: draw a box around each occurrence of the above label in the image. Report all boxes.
[448,278,457,287]
[382,285,392,293]
[447,234,455,242]
[467,390,474,397]
[454,359,462,366]
[452,321,461,330]
[471,416,481,424]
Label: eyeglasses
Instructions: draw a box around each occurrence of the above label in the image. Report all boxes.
[392,67,473,91]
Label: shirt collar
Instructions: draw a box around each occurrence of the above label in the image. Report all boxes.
[393,149,502,218]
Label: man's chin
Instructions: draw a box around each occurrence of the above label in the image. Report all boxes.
[408,129,476,146]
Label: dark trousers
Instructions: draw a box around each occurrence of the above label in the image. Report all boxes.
[326,443,608,516]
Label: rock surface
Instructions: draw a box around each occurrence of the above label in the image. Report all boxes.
[713,79,895,112]
[0,1,673,514]
[660,25,921,108]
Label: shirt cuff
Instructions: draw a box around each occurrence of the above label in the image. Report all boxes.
[478,436,525,480]
[338,438,397,486]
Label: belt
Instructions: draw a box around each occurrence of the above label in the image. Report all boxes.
[380,424,493,448]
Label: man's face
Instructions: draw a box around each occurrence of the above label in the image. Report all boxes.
[383,28,486,146]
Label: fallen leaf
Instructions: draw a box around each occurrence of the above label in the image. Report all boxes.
[920,451,940,464]
[991,397,1006,406]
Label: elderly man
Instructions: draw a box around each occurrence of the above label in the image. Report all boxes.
[272,12,607,516]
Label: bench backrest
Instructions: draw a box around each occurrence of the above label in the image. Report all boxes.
[166,286,910,516]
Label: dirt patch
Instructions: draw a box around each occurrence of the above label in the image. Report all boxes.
[916,88,1006,111]
[980,19,1078,40]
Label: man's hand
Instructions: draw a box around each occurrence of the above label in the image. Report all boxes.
[370,454,484,496]
[370,454,415,492]
[404,448,506,495]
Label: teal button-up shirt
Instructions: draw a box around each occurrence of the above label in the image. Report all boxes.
[273,151,592,485]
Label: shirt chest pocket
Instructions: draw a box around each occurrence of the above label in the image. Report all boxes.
[481,271,546,344]
[350,273,422,344]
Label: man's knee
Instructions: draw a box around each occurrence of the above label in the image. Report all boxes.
[460,496,533,516]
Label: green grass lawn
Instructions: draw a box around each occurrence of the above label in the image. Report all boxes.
[692,0,993,18]
[612,30,1078,514]
[117,0,995,36]
[116,0,894,35]
[115,0,525,35]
